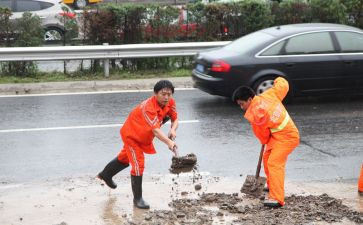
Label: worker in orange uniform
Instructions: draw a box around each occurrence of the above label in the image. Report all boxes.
[359,164,363,196]
[97,80,178,209]
[233,77,300,207]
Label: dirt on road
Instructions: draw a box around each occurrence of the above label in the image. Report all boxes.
[0,172,362,225]
[134,193,362,225]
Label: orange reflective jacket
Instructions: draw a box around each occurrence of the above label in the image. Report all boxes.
[120,96,177,154]
[244,77,299,146]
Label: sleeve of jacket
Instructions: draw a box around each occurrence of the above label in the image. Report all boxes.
[251,123,271,144]
[143,104,161,129]
[264,77,289,101]
[167,98,178,121]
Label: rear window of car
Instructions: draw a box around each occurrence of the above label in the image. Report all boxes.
[15,0,53,12]
[223,31,273,54]
[335,31,363,53]
[0,0,12,9]
[260,40,286,56]
[284,32,335,55]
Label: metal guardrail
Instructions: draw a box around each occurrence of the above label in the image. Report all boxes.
[0,41,230,76]
[0,41,230,62]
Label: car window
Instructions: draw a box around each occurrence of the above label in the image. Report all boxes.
[284,32,335,55]
[224,31,273,54]
[15,0,42,12]
[39,1,53,10]
[260,40,286,56]
[0,0,13,10]
[335,31,363,53]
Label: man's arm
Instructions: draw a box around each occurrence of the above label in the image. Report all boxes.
[153,128,177,153]
[252,124,271,144]
[168,118,179,140]
[263,77,289,101]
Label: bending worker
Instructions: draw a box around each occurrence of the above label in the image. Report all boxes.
[97,80,178,209]
[233,77,300,207]
[359,164,363,196]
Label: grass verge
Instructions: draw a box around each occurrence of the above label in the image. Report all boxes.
[0,68,191,84]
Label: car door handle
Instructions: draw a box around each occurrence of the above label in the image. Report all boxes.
[344,61,353,65]
[285,63,295,67]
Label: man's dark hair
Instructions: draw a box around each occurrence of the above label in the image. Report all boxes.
[154,80,175,94]
[232,86,255,102]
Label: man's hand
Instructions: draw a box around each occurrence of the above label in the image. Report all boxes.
[168,129,177,140]
[167,139,178,153]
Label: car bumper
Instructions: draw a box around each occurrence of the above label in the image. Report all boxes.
[191,69,232,97]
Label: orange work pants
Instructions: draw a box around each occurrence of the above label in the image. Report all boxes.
[359,164,363,192]
[117,141,145,176]
[263,142,297,206]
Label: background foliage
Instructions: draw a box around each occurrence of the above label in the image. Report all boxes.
[0,0,362,77]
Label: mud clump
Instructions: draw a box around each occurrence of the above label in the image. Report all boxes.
[132,193,362,225]
[240,175,267,198]
[170,153,197,174]
[194,184,202,191]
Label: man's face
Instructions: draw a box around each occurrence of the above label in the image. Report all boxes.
[237,98,251,112]
[155,88,173,107]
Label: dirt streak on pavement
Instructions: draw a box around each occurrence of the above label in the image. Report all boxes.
[0,172,362,225]
[0,77,193,95]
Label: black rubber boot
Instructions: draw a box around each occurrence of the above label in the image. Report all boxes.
[131,175,150,209]
[97,157,129,189]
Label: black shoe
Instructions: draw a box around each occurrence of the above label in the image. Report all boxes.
[263,199,282,208]
[97,158,129,189]
[359,190,363,196]
[131,175,150,209]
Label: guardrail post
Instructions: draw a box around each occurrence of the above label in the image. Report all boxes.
[103,43,109,78]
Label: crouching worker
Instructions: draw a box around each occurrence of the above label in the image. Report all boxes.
[97,80,178,209]
[233,77,300,207]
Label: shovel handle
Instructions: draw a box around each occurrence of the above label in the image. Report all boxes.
[169,137,178,157]
[255,144,265,178]
[173,146,179,157]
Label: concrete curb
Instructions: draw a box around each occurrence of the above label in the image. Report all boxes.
[0,77,193,95]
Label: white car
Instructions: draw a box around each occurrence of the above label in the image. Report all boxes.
[0,0,77,41]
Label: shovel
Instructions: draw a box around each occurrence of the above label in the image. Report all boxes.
[169,138,197,174]
[241,144,267,198]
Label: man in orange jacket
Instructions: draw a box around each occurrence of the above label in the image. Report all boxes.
[359,164,363,196]
[97,80,178,209]
[233,77,300,207]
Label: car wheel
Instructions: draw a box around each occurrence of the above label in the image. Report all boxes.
[73,0,88,9]
[253,76,275,95]
[44,28,64,42]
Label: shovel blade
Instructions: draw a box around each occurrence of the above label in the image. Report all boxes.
[241,175,267,198]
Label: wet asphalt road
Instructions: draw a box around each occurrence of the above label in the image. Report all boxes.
[0,89,362,184]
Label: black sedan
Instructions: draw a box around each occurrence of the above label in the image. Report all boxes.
[192,23,363,98]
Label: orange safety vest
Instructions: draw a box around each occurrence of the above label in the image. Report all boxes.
[120,96,177,154]
[244,77,299,146]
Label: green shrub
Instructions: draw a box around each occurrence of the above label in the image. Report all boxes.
[341,0,363,28]
[271,0,312,25]
[309,0,347,23]
[0,12,43,77]
[0,7,14,47]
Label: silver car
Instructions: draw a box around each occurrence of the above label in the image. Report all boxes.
[0,0,77,41]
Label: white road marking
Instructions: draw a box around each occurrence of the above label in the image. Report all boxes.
[0,120,200,133]
[0,87,196,98]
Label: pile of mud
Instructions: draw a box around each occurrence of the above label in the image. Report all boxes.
[129,193,362,225]
[170,153,197,174]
